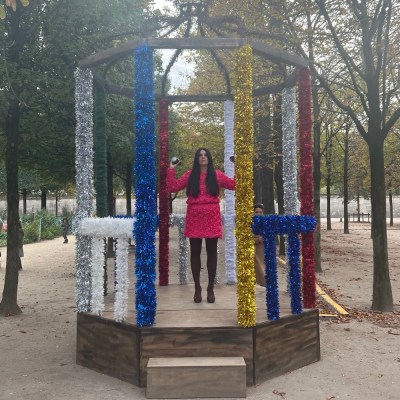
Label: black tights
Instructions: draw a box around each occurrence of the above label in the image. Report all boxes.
[189,238,218,290]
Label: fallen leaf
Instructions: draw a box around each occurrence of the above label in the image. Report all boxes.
[272,389,286,398]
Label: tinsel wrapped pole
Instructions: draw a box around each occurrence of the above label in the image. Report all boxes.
[253,215,316,319]
[282,88,298,216]
[74,67,94,313]
[114,238,130,322]
[282,87,298,293]
[264,233,280,320]
[158,99,169,286]
[91,238,105,316]
[170,214,189,284]
[298,68,316,308]
[224,100,236,285]
[133,45,157,326]
[287,232,302,314]
[234,45,256,327]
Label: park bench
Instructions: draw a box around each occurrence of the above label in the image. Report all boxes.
[352,212,370,223]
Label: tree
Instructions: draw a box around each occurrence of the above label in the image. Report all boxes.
[284,0,400,311]
[0,0,155,315]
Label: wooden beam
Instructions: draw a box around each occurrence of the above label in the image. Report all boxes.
[79,37,308,69]
[79,38,248,68]
[251,41,309,68]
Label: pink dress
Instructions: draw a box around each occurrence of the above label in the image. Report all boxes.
[167,169,235,238]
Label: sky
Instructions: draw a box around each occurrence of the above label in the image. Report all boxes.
[150,0,194,90]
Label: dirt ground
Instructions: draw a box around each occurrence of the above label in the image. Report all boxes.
[0,219,399,400]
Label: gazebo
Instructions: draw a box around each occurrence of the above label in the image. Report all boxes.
[73,2,319,390]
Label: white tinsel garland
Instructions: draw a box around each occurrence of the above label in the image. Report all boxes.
[74,67,94,312]
[114,238,130,322]
[224,100,236,284]
[78,216,135,239]
[91,238,105,315]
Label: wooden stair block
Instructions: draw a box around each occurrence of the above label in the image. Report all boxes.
[146,357,246,399]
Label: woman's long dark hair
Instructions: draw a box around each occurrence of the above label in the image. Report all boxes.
[186,148,219,197]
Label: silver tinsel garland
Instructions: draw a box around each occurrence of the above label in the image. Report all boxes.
[170,214,188,284]
[282,87,298,291]
[114,238,130,322]
[76,217,134,320]
[224,100,237,285]
[91,238,105,315]
[282,87,298,215]
[74,68,94,312]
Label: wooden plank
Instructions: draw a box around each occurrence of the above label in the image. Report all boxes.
[140,327,254,387]
[76,313,141,385]
[254,309,320,384]
[146,357,246,398]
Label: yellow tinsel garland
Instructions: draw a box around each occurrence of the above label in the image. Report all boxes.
[234,45,256,327]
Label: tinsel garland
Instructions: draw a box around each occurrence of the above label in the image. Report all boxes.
[134,45,157,327]
[79,216,135,238]
[91,238,105,315]
[74,68,94,313]
[234,45,256,327]
[76,217,134,320]
[170,214,188,284]
[287,233,302,314]
[282,87,298,292]
[253,214,316,320]
[158,99,169,286]
[298,68,316,308]
[114,238,130,322]
[282,87,298,215]
[224,100,236,285]
[264,233,279,320]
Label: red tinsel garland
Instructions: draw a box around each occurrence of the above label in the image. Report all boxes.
[158,99,169,285]
[298,68,316,308]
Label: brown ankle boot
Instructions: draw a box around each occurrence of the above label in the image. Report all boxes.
[207,286,215,303]
[194,287,202,303]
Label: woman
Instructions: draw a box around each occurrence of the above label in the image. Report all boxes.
[167,148,235,303]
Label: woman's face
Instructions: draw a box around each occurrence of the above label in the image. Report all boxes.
[198,150,209,167]
[254,207,263,215]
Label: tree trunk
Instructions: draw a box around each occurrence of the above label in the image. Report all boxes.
[22,189,27,215]
[41,189,47,210]
[369,137,393,311]
[312,79,322,272]
[357,191,361,222]
[326,139,332,230]
[343,124,349,234]
[126,162,132,216]
[55,192,58,216]
[388,186,393,227]
[0,7,23,316]
[0,100,22,316]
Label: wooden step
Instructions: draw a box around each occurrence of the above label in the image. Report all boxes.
[146,357,246,399]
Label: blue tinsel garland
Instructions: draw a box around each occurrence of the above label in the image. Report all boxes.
[133,45,157,327]
[252,214,316,320]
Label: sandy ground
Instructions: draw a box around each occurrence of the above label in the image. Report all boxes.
[0,219,400,400]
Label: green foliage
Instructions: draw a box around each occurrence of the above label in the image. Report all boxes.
[0,210,72,246]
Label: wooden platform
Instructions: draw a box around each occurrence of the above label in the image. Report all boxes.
[76,284,320,387]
